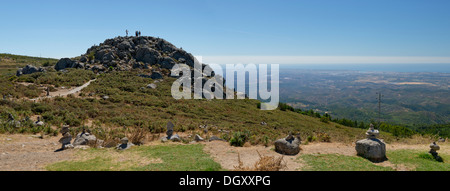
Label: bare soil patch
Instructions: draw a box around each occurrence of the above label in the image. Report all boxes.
[203,141,302,171]
[0,134,74,171]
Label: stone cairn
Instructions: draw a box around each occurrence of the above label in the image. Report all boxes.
[116,137,134,150]
[355,124,387,162]
[7,113,20,128]
[429,142,443,162]
[73,128,98,146]
[58,125,74,150]
[34,116,44,126]
[161,121,181,142]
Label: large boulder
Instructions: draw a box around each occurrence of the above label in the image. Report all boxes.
[102,52,117,63]
[355,138,387,162]
[79,56,88,63]
[17,65,44,76]
[136,46,161,65]
[73,132,97,146]
[94,49,109,61]
[118,40,132,50]
[55,58,76,71]
[156,39,178,53]
[160,57,177,69]
[150,71,163,79]
[274,135,301,155]
[170,50,195,67]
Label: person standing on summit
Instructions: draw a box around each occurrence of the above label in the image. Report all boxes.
[126,30,128,37]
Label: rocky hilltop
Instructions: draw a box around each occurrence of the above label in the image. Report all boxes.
[18,36,214,79]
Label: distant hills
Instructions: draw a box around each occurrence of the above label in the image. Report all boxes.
[279,69,450,134]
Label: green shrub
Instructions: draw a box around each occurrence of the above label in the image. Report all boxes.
[320,116,330,123]
[230,131,249,147]
[307,135,317,142]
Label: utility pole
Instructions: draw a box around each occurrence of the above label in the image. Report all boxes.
[376,92,383,126]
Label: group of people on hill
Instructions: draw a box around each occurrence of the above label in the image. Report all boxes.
[125,30,141,37]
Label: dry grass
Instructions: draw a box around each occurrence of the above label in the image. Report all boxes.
[234,151,287,171]
[128,128,148,145]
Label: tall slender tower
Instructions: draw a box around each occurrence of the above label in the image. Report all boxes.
[376,92,383,125]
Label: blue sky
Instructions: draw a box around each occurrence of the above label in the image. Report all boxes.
[1,0,450,64]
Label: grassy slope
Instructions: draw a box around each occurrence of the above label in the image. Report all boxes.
[0,53,58,75]
[78,71,374,143]
[1,68,401,143]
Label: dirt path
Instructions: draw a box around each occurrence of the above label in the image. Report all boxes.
[30,79,96,101]
[203,141,302,171]
[0,134,74,171]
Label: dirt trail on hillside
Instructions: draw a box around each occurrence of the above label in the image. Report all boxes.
[29,79,96,101]
[0,134,74,171]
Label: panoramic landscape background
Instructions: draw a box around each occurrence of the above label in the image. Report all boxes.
[1,0,449,172]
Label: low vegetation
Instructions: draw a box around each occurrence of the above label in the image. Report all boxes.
[0,75,43,98]
[1,68,431,144]
[16,68,96,88]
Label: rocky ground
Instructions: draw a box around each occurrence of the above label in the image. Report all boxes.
[2,133,447,171]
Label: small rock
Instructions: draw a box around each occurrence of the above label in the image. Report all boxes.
[147,83,157,89]
[209,136,225,142]
[63,144,74,150]
[194,134,204,142]
[35,121,44,126]
[74,145,90,150]
[170,134,181,142]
